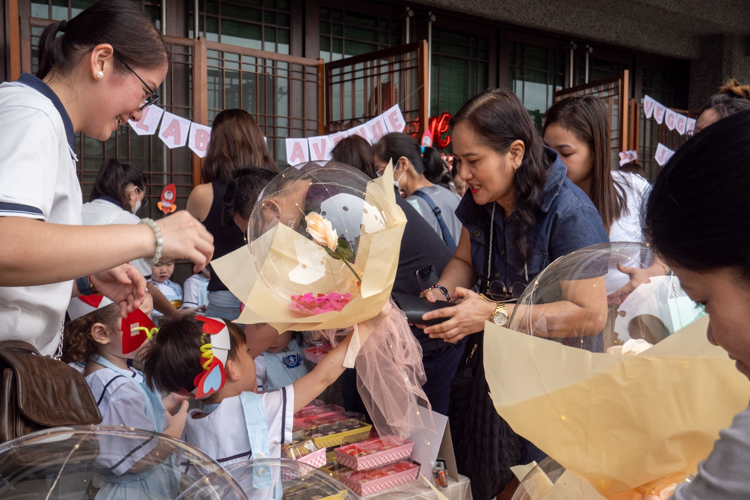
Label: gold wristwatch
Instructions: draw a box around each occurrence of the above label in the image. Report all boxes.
[491,302,509,327]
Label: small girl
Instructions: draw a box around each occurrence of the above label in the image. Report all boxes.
[142,305,390,467]
[183,268,210,310]
[150,260,183,312]
[63,293,189,498]
[245,324,309,392]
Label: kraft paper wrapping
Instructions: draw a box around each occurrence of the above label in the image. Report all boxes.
[484,315,750,499]
[212,163,406,333]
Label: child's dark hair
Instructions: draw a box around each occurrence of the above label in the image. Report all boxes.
[142,311,246,393]
[90,158,147,210]
[62,303,122,363]
[222,166,278,226]
[37,0,167,80]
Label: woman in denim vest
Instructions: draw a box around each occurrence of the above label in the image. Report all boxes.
[419,89,608,500]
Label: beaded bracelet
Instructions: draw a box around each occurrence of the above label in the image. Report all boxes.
[428,284,451,302]
[139,218,163,264]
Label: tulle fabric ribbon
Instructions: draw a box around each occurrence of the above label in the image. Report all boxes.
[316,301,433,438]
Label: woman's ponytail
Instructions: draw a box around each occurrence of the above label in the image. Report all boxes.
[36,21,67,79]
[421,146,451,186]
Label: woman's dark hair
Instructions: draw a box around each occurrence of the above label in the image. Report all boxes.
[450,88,549,261]
[700,79,750,119]
[645,109,750,278]
[37,0,167,80]
[142,312,245,394]
[332,136,377,179]
[90,158,147,210]
[372,133,450,186]
[222,167,278,226]
[618,162,647,179]
[203,109,277,183]
[543,95,626,233]
[62,304,122,364]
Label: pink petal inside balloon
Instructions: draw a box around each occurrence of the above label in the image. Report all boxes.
[289,292,353,315]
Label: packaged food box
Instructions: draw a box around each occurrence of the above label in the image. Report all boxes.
[307,419,373,449]
[304,344,332,363]
[293,404,345,426]
[295,412,349,430]
[282,437,328,468]
[335,436,414,470]
[338,461,419,496]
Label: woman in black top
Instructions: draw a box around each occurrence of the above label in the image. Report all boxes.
[187,109,277,320]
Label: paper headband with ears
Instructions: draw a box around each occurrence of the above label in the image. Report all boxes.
[192,316,232,400]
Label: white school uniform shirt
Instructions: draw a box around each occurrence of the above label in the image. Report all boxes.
[85,367,158,475]
[82,197,151,278]
[150,279,183,316]
[0,74,82,355]
[183,387,294,467]
[609,171,651,243]
[182,273,209,309]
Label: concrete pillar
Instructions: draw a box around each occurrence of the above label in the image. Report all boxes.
[689,35,750,110]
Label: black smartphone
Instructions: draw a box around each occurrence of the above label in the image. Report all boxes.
[415,264,439,291]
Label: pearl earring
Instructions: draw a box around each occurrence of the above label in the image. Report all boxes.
[95,71,104,79]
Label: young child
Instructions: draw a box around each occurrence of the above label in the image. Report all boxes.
[183,268,210,310]
[150,260,183,313]
[245,324,309,392]
[63,293,189,498]
[142,304,390,467]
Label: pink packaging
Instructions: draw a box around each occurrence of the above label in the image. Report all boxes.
[296,447,327,468]
[335,437,414,471]
[304,344,332,363]
[296,412,349,430]
[293,404,345,426]
[338,461,419,496]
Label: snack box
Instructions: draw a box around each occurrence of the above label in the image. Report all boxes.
[307,419,373,449]
[335,437,414,471]
[304,344,332,363]
[295,412,350,431]
[293,404,345,425]
[319,457,353,479]
[338,461,419,496]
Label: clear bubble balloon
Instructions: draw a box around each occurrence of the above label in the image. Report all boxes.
[0,426,248,499]
[247,161,395,305]
[508,242,705,352]
[223,458,359,500]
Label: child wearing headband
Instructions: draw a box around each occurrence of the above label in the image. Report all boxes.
[63,293,190,498]
[142,304,391,466]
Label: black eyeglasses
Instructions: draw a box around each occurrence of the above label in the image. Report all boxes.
[120,59,159,109]
[486,281,527,302]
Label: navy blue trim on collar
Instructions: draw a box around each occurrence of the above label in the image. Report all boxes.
[16,73,75,150]
[98,195,124,208]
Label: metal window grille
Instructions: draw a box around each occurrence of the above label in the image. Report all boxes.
[319,6,402,63]
[509,42,566,131]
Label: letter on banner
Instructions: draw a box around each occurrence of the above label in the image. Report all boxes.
[285,138,309,166]
[384,104,406,133]
[129,105,164,136]
[188,123,211,158]
[349,124,373,143]
[653,102,666,125]
[675,114,687,135]
[365,115,389,144]
[642,95,656,119]
[654,143,675,167]
[158,112,191,149]
[664,109,677,131]
[308,136,330,162]
[686,118,696,135]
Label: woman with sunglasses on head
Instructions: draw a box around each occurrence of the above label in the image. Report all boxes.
[81,158,178,317]
[418,89,609,500]
[0,0,213,357]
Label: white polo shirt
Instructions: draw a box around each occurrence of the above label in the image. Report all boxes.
[0,74,82,355]
[82,197,151,278]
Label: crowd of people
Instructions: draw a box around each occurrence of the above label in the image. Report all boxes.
[3,0,750,499]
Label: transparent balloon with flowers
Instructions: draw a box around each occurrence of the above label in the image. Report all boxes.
[213,161,433,439]
[480,243,750,500]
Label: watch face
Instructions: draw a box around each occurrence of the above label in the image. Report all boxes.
[493,310,509,326]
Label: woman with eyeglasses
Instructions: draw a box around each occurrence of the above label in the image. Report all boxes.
[418,89,609,500]
[81,158,179,317]
[0,0,213,357]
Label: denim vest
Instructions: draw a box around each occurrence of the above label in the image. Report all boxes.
[455,148,608,293]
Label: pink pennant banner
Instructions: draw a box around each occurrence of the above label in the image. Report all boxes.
[655,143,675,167]
[285,138,310,166]
[664,109,677,131]
[653,103,666,125]
[158,111,191,149]
[188,123,212,158]
[675,114,687,135]
[618,150,638,167]
[642,95,656,119]
[686,118,696,135]
[307,135,331,162]
[383,104,406,133]
[129,105,164,136]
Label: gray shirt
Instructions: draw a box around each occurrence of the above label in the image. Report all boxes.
[406,185,462,246]
[672,403,750,499]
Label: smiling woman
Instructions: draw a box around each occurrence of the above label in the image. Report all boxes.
[0,0,213,361]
